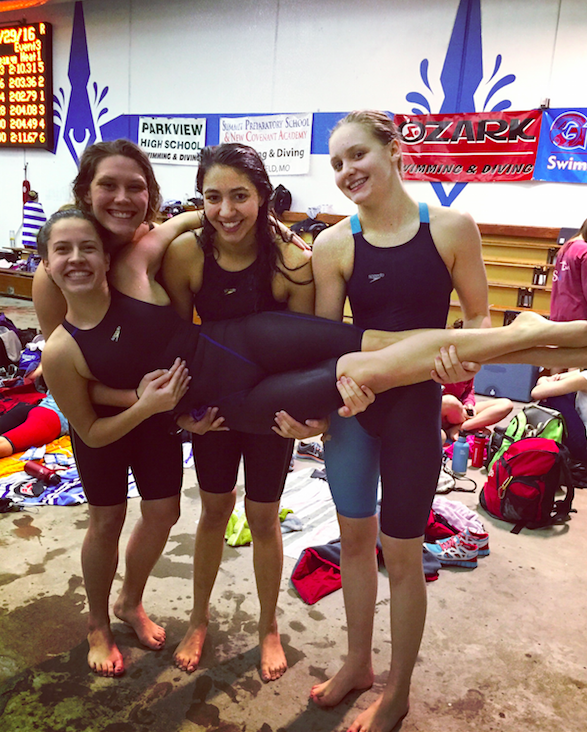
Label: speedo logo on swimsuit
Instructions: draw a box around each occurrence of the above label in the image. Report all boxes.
[111,326,122,342]
[224,288,237,295]
[368,273,385,283]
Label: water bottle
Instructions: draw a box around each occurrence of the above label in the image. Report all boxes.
[471,432,488,468]
[24,461,61,486]
[451,432,469,476]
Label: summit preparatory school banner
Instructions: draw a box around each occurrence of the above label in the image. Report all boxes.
[218,113,312,175]
[534,108,587,184]
[394,110,541,183]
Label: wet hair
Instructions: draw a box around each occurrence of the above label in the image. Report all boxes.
[195,143,311,300]
[72,139,161,223]
[37,208,100,259]
[330,110,402,170]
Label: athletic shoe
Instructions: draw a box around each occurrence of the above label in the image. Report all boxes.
[296,441,324,463]
[461,528,490,557]
[424,534,478,569]
[288,456,295,473]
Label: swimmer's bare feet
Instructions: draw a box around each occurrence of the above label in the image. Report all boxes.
[310,661,374,707]
[347,693,409,732]
[87,625,125,677]
[511,310,587,348]
[259,622,287,682]
[113,600,165,650]
[173,618,208,673]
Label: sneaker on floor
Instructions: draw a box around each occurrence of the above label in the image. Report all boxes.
[296,441,324,463]
[461,528,490,557]
[288,456,295,473]
[424,534,478,569]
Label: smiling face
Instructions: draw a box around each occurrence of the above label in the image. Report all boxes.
[84,155,150,245]
[202,164,264,248]
[43,218,109,295]
[329,122,400,204]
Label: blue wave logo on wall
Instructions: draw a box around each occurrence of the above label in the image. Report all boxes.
[406,0,516,206]
[52,1,110,165]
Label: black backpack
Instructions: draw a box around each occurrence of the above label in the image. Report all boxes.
[271,184,292,215]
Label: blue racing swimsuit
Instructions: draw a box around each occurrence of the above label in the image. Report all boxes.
[324,203,453,538]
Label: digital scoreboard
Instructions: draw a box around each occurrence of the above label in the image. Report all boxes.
[0,22,52,149]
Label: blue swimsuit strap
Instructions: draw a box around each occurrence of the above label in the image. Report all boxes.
[418,201,430,223]
[350,203,429,234]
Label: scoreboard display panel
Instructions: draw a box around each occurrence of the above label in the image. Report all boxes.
[0,22,53,150]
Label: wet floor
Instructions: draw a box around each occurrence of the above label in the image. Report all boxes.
[0,297,586,732]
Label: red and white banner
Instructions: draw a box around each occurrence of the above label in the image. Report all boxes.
[395,110,542,182]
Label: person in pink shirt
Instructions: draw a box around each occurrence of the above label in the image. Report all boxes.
[551,219,587,322]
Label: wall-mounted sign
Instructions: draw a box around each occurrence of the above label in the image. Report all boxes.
[0,22,53,150]
[395,110,541,182]
[138,116,206,166]
[534,108,587,184]
[219,113,312,175]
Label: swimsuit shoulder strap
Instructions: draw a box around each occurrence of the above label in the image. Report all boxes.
[418,201,430,223]
[350,213,362,235]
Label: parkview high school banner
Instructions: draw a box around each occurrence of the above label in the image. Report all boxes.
[138,116,207,166]
[395,110,541,183]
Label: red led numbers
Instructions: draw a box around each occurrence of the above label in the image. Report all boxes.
[0,22,53,149]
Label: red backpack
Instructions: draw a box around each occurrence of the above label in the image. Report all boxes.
[480,437,576,533]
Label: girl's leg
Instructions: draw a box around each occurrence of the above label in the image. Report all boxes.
[346,383,440,732]
[336,313,587,394]
[82,502,127,677]
[174,489,236,672]
[462,398,513,432]
[71,430,135,676]
[113,494,180,649]
[348,535,423,732]
[311,513,379,706]
[174,430,242,673]
[489,344,587,369]
[113,422,183,650]
[175,490,236,671]
[196,314,587,435]
[245,497,287,682]
[2,406,61,453]
[312,413,380,706]
[241,432,292,681]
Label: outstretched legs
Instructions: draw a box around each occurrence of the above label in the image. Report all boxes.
[343,312,587,396]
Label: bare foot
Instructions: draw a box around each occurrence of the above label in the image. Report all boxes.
[259,625,287,682]
[173,619,208,673]
[113,600,165,650]
[87,626,125,677]
[512,310,587,347]
[310,661,374,707]
[348,694,409,732]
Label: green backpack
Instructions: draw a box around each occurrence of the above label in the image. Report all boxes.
[486,404,567,471]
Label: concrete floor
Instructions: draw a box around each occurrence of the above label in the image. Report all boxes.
[0,296,586,732]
